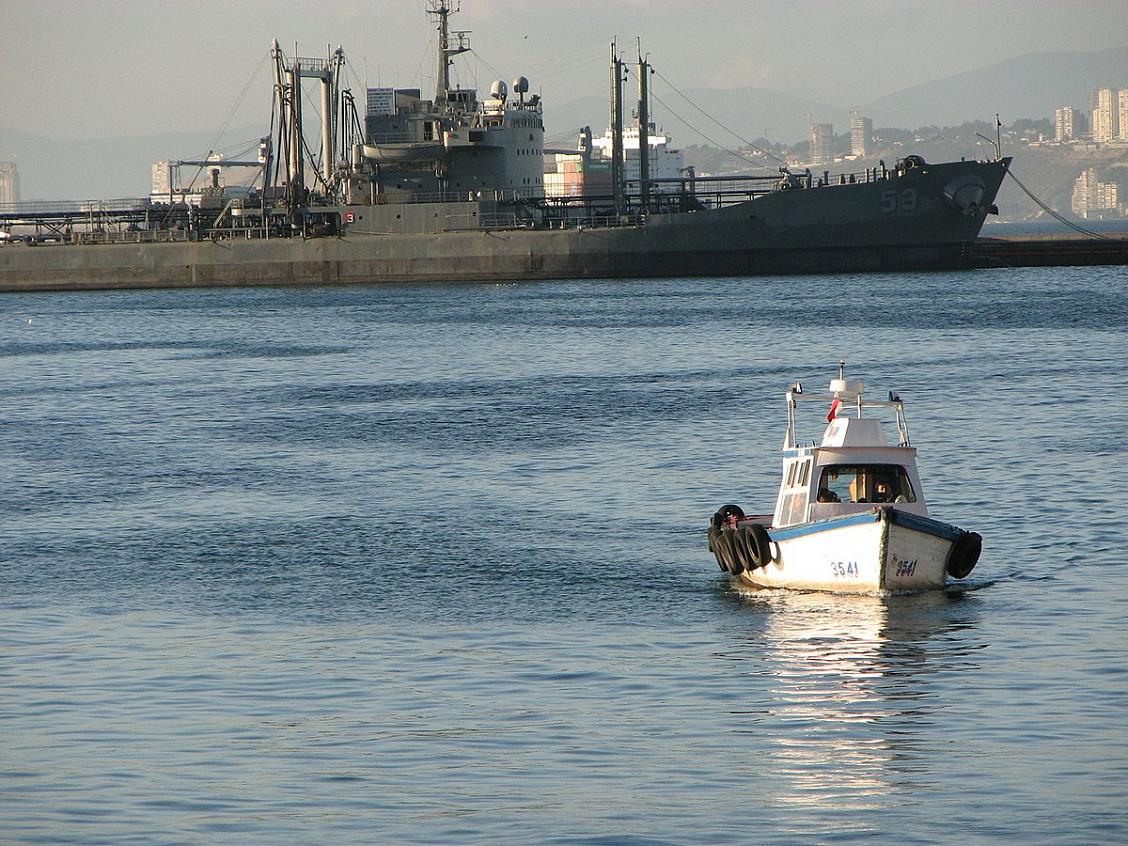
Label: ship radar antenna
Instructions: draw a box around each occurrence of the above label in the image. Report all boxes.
[428,0,470,105]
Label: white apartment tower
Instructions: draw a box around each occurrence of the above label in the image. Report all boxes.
[1071,168,1120,218]
[0,161,19,204]
[1120,89,1128,141]
[850,112,873,157]
[1054,107,1077,142]
[1091,88,1118,143]
[152,162,173,198]
[809,122,834,166]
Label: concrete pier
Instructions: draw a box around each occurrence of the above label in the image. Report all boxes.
[968,232,1128,268]
[0,231,1124,293]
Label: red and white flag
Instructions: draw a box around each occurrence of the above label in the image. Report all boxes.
[826,399,841,423]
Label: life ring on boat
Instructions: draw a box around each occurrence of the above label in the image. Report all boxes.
[720,526,745,575]
[946,531,982,579]
[738,523,773,569]
[711,503,745,530]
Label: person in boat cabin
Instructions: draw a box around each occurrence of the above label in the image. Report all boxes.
[816,484,840,503]
[818,466,911,505]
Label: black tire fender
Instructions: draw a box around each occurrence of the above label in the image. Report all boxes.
[745,523,773,569]
[732,525,756,573]
[707,526,727,571]
[711,503,745,530]
[947,531,982,579]
[720,526,744,575]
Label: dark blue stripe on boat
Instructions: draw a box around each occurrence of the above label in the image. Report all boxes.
[887,508,965,542]
[768,508,965,542]
[769,511,880,541]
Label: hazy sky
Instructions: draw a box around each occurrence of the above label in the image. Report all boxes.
[2,0,1126,143]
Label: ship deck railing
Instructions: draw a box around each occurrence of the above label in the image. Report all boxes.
[0,197,155,221]
[367,132,424,145]
[463,212,646,231]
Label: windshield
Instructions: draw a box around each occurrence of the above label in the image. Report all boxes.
[815,464,915,504]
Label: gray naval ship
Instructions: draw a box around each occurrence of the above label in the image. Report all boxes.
[0,1,1010,292]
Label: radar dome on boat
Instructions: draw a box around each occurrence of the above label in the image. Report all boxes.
[829,378,865,398]
[490,79,508,99]
[512,76,529,94]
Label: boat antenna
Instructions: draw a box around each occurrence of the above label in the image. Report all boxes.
[975,116,1002,161]
[428,0,470,105]
[838,359,846,380]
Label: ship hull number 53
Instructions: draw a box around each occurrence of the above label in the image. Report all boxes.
[881,188,918,213]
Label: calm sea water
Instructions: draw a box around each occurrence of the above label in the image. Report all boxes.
[2,267,1127,845]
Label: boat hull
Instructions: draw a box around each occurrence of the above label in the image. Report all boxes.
[738,508,964,593]
[0,159,1009,292]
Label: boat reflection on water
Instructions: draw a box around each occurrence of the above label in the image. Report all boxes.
[721,586,985,810]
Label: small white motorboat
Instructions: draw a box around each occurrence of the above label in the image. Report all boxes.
[707,363,981,593]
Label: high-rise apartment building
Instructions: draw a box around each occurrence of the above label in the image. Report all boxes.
[0,161,19,204]
[152,162,173,198]
[1054,107,1078,142]
[1071,168,1120,218]
[1091,87,1118,143]
[850,112,873,157]
[1120,89,1128,142]
[809,122,834,166]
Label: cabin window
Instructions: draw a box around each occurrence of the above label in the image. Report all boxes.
[779,458,811,526]
[816,464,916,504]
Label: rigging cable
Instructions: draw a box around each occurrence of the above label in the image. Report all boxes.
[183,49,272,194]
[544,128,585,147]
[648,89,767,169]
[468,49,504,87]
[1004,169,1108,239]
[650,67,787,167]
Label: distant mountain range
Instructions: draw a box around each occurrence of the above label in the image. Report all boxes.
[857,46,1128,130]
[3,46,1126,200]
[549,45,1128,147]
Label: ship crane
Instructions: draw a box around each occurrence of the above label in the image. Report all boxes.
[270,41,347,205]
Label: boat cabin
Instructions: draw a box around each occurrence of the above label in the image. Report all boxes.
[772,374,928,529]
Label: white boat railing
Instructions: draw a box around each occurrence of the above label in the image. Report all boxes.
[785,365,911,449]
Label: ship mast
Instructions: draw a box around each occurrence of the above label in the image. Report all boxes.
[609,41,625,215]
[429,1,470,106]
[637,40,650,210]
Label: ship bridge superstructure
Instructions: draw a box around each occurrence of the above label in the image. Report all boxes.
[350,0,544,204]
